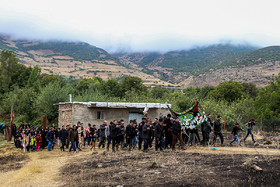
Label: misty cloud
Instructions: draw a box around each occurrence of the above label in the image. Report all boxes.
[0,0,279,52]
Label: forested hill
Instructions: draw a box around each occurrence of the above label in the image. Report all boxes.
[1,33,280,88]
[114,44,258,74]
[114,44,280,87]
[221,46,280,67]
[0,34,178,88]
[0,34,112,61]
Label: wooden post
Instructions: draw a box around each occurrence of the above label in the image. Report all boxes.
[8,105,14,141]
[224,118,226,132]
[260,118,263,134]
[4,125,8,140]
[43,116,47,129]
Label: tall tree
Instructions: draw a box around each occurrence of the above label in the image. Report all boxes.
[0,50,19,92]
[37,82,69,123]
[209,81,245,102]
[16,87,37,121]
[120,76,147,95]
[75,78,101,95]
[27,65,41,92]
[40,73,65,87]
[242,82,258,98]
[254,74,280,120]
[99,79,122,98]
[151,87,169,99]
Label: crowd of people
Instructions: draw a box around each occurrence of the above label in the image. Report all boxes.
[9,114,256,153]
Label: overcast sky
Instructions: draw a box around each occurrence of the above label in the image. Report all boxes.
[0,0,279,52]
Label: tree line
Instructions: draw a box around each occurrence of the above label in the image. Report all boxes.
[0,50,279,131]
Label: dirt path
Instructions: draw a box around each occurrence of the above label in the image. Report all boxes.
[0,149,77,187]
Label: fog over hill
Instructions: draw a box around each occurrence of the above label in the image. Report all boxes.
[1,33,280,88]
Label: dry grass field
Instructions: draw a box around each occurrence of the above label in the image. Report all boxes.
[14,48,179,88]
[0,133,279,187]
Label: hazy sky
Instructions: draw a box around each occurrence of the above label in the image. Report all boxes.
[0,0,280,52]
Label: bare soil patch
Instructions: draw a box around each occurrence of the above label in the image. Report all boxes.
[0,153,28,172]
[61,149,280,187]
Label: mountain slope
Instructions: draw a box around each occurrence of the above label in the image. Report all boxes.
[222,46,280,67]
[1,34,279,88]
[153,44,258,73]
[114,44,259,83]
[0,34,178,88]
[114,44,280,87]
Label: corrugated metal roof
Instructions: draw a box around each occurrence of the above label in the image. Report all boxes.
[58,102,171,109]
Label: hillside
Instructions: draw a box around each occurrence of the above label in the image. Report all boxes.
[114,44,260,83]
[114,45,280,87]
[1,33,280,88]
[221,46,280,67]
[0,34,177,88]
[188,46,280,87]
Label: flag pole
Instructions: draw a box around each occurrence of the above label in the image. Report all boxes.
[9,104,14,142]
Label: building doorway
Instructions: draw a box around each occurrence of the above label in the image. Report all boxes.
[128,112,143,124]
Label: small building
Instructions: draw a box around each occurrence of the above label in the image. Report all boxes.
[58,102,171,128]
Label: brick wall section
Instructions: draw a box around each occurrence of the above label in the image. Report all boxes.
[58,103,73,128]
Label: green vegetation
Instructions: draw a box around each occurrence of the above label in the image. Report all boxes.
[0,35,113,62]
[114,44,258,77]
[159,44,256,73]
[19,41,112,61]
[0,49,279,131]
[1,35,278,88]
[221,46,280,67]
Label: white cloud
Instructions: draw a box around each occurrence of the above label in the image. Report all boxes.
[0,0,280,52]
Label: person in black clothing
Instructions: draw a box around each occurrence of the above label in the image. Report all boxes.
[147,119,154,148]
[20,122,24,130]
[46,127,54,151]
[171,118,186,150]
[133,122,138,149]
[243,119,256,143]
[118,120,126,149]
[52,127,58,149]
[188,127,197,146]
[151,118,158,145]
[60,125,68,151]
[111,120,119,152]
[90,129,97,151]
[15,131,22,148]
[213,115,224,145]
[125,120,135,151]
[154,118,165,152]
[230,123,243,145]
[137,118,146,150]
[106,122,112,151]
[163,114,173,148]
[194,127,201,145]
[203,114,213,145]
[41,129,48,149]
[66,125,70,149]
[98,120,107,149]
[12,124,17,141]
[89,124,95,147]
[142,121,150,152]
[201,119,206,144]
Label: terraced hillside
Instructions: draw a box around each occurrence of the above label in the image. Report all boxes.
[1,34,280,88]
[0,34,178,88]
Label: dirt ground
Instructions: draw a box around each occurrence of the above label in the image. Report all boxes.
[0,133,279,187]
